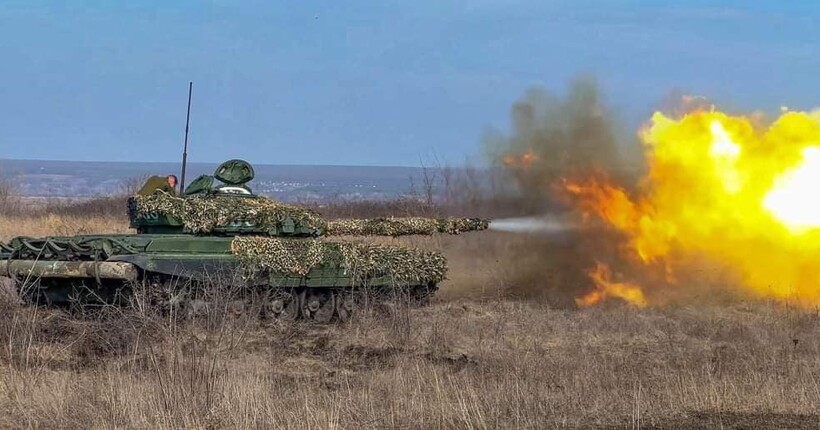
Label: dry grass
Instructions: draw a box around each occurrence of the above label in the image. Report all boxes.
[0,213,130,241]
[0,199,819,429]
[0,295,818,429]
[0,195,130,241]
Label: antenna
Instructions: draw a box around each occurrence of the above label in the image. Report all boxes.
[180,81,193,193]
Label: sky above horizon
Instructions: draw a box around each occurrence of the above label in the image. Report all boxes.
[0,1,818,166]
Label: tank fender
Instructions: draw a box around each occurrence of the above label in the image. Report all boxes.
[107,254,240,282]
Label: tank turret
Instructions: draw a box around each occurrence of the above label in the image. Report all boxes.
[129,159,324,236]
[129,159,487,238]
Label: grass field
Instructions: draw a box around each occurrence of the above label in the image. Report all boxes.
[0,199,819,429]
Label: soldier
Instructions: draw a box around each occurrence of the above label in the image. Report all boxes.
[137,174,178,196]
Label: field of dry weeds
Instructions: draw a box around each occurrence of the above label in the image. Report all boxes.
[0,200,819,429]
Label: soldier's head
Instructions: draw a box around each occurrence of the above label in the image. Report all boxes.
[166,175,178,188]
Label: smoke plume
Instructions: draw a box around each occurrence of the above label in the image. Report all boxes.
[478,77,642,306]
[484,77,625,202]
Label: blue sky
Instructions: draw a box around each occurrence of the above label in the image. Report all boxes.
[0,0,818,166]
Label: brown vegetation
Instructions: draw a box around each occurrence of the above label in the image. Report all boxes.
[0,286,818,429]
[0,198,819,429]
[0,198,130,242]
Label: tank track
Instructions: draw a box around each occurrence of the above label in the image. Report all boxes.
[10,275,437,323]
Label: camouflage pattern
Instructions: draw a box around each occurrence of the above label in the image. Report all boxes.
[134,192,488,237]
[134,192,327,233]
[326,217,489,236]
[231,236,447,285]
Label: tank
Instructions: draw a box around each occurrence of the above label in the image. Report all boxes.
[0,160,488,321]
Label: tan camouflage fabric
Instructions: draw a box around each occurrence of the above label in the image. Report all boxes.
[133,192,326,233]
[325,217,489,236]
[231,236,447,284]
[133,193,488,237]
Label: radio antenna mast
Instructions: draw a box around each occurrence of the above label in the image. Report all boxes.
[180,81,193,193]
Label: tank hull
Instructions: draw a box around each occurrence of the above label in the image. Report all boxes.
[0,234,438,321]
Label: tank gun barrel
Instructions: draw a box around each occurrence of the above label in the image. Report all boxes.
[325,217,489,237]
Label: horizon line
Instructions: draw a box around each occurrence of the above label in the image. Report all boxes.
[0,157,440,170]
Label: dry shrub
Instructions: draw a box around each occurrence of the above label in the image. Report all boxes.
[0,196,130,241]
[41,196,128,218]
[0,178,21,215]
[0,213,130,241]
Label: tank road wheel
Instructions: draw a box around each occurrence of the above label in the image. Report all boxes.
[10,277,41,306]
[335,291,357,322]
[266,288,302,321]
[303,290,335,323]
[144,278,189,316]
[407,284,438,306]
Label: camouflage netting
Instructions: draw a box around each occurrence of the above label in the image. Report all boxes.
[134,193,327,233]
[231,236,448,285]
[326,217,489,236]
[134,193,488,237]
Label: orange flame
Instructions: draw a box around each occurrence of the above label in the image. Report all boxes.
[503,150,538,169]
[576,263,647,308]
[564,109,820,306]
